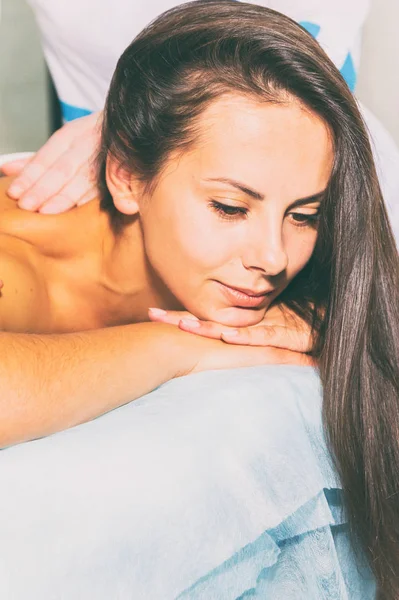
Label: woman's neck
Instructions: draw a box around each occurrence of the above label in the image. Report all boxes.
[0,178,183,329]
[51,198,183,323]
[0,178,182,326]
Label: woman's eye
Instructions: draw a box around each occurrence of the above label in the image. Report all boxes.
[289,212,320,228]
[209,200,248,220]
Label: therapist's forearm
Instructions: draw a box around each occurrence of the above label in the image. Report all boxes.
[0,322,190,448]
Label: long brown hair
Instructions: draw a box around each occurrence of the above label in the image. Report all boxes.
[96,2,399,596]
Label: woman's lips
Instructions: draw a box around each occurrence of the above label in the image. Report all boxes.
[216,281,273,308]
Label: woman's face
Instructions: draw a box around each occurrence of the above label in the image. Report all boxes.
[138,94,333,326]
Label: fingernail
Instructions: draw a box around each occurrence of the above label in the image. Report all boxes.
[148,308,167,316]
[18,195,37,210]
[221,330,239,337]
[8,184,24,198]
[180,319,200,328]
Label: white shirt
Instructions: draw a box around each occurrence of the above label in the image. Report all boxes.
[27,0,369,120]
[24,0,399,238]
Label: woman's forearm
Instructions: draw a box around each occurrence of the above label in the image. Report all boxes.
[0,322,190,448]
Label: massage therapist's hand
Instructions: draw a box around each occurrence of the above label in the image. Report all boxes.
[148,304,313,353]
[2,112,102,214]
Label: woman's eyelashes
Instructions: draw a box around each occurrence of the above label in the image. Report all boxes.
[288,211,320,228]
[208,199,320,228]
[209,199,248,220]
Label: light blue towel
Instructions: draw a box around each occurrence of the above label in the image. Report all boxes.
[0,365,376,599]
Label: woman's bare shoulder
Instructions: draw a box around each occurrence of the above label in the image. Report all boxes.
[0,233,50,333]
[0,179,50,332]
[0,176,52,244]
[0,176,19,212]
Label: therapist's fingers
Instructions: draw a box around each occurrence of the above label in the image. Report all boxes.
[77,189,97,206]
[7,127,80,201]
[6,112,101,211]
[16,134,97,211]
[0,157,31,177]
[38,165,96,214]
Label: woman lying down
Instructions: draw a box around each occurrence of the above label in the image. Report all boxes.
[0,1,398,597]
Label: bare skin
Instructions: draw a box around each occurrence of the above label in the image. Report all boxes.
[0,94,333,338]
[0,176,183,333]
[0,95,332,447]
[4,112,101,213]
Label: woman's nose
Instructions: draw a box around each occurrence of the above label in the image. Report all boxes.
[242,228,288,276]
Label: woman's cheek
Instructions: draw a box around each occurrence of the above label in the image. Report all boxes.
[142,211,216,284]
[286,232,318,276]
[173,213,233,268]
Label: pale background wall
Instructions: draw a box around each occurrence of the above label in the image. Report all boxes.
[357,0,399,146]
[0,0,397,153]
[0,0,49,154]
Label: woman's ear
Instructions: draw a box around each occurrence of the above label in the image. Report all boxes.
[105,156,142,215]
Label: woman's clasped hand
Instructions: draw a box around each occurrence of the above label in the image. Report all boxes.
[148,303,314,353]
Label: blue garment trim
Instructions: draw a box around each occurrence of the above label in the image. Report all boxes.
[60,101,93,122]
[298,22,357,91]
[340,52,357,92]
[59,22,356,123]
[299,21,321,38]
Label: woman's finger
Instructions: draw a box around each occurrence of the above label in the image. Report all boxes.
[148,308,199,326]
[147,307,313,351]
[221,324,312,351]
[148,308,229,338]
[178,318,235,339]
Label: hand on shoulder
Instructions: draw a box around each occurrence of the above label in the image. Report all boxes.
[2,112,102,214]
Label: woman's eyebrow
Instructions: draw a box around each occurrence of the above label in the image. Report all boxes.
[203,177,325,205]
[289,195,325,209]
[204,177,264,200]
